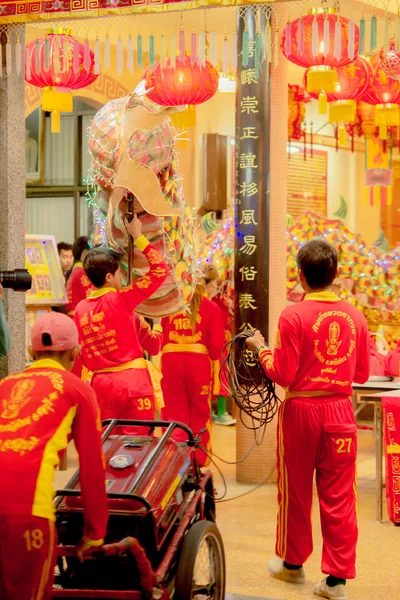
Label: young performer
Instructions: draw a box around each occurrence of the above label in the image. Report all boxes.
[160,279,225,466]
[246,240,370,600]
[66,236,94,316]
[203,265,235,426]
[74,216,168,425]
[0,312,108,600]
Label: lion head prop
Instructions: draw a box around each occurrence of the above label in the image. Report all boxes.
[88,93,197,318]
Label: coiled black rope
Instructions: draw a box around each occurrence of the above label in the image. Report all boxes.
[220,330,281,428]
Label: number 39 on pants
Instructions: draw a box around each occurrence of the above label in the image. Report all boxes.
[137,398,152,411]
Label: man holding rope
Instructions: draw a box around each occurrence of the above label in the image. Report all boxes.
[246,239,370,600]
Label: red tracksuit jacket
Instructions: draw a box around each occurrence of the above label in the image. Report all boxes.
[259,291,370,394]
[0,359,108,542]
[66,262,94,317]
[74,236,167,386]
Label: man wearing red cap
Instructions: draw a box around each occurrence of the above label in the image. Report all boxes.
[74,216,168,425]
[0,312,108,600]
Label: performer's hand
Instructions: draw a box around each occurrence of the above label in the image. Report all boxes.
[75,536,102,563]
[246,330,266,351]
[0,284,3,301]
[125,214,142,239]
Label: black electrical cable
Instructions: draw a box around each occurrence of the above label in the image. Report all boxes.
[220,330,281,428]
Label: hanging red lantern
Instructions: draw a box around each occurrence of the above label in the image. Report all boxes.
[361,58,400,139]
[281,8,359,98]
[144,56,219,106]
[288,84,310,142]
[305,57,372,129]
[25,32,98,133]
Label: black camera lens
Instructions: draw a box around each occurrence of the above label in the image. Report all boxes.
[0,269,32,292]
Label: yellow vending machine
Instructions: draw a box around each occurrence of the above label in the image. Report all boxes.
[25,234,67,363]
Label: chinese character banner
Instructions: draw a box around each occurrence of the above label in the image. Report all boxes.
[234,5,271,347]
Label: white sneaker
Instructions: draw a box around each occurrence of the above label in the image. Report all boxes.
[213,412,236,426]
[314,578,348,599]
[267,557,306,584]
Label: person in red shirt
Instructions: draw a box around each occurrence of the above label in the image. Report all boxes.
[0,312,108,600]
[74,216,168,428]
[369,334,386,377]
[66,236,94,316]
[161,280,225,466]
[203,265,235,426]
[384,340,400,378]
[246,240,370,600]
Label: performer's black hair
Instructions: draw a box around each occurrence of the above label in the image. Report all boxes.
[83,248,121,288]
[57,242,72,253]
[72,236,91,262]
[297,239,338,289]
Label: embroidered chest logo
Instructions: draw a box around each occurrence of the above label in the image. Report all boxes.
[1,379,36,419]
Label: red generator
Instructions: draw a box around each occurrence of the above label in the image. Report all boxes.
[53,420,225,599]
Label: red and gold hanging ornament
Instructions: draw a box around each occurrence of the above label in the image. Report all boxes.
[25,31,98,133]
[144,55,219,106]
[361,58,400,140]
[288,84,310,142]
[281,8,359,112]
[380,41,400,81]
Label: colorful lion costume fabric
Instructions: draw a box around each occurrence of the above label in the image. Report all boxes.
[88,93,196,318]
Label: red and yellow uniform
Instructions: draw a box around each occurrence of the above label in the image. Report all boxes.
[0,359,108,600]
[161,296,225,466]
[74,236,168,426]
[66,262,94,317]
[258,292,369,579]
[66,262,94,379]
[135,314,163,356]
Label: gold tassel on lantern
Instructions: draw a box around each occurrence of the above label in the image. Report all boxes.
[338,123,347,146]
[375,104,399,140]
[42,86,73,133]
[318,90,327,114]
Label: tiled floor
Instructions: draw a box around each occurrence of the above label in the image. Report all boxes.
[55,424,400,600]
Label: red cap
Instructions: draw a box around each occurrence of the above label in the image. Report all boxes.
[31,312,79,352]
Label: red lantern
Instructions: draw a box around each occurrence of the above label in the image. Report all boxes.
[288,84,310,141]
[25,33,98,133]
[281,9,359,96]
[361,58,400,139]
[144,56,219,106]
[305,57,372,123]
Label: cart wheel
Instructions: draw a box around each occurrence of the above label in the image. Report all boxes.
[175,521,225,600]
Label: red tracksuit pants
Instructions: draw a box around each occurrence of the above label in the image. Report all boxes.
[91,370,154,434]
[0,515,57,600]
[276,396,358,579]
[161,353,212,467]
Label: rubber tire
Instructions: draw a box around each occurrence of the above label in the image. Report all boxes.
[175,520,226,600]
